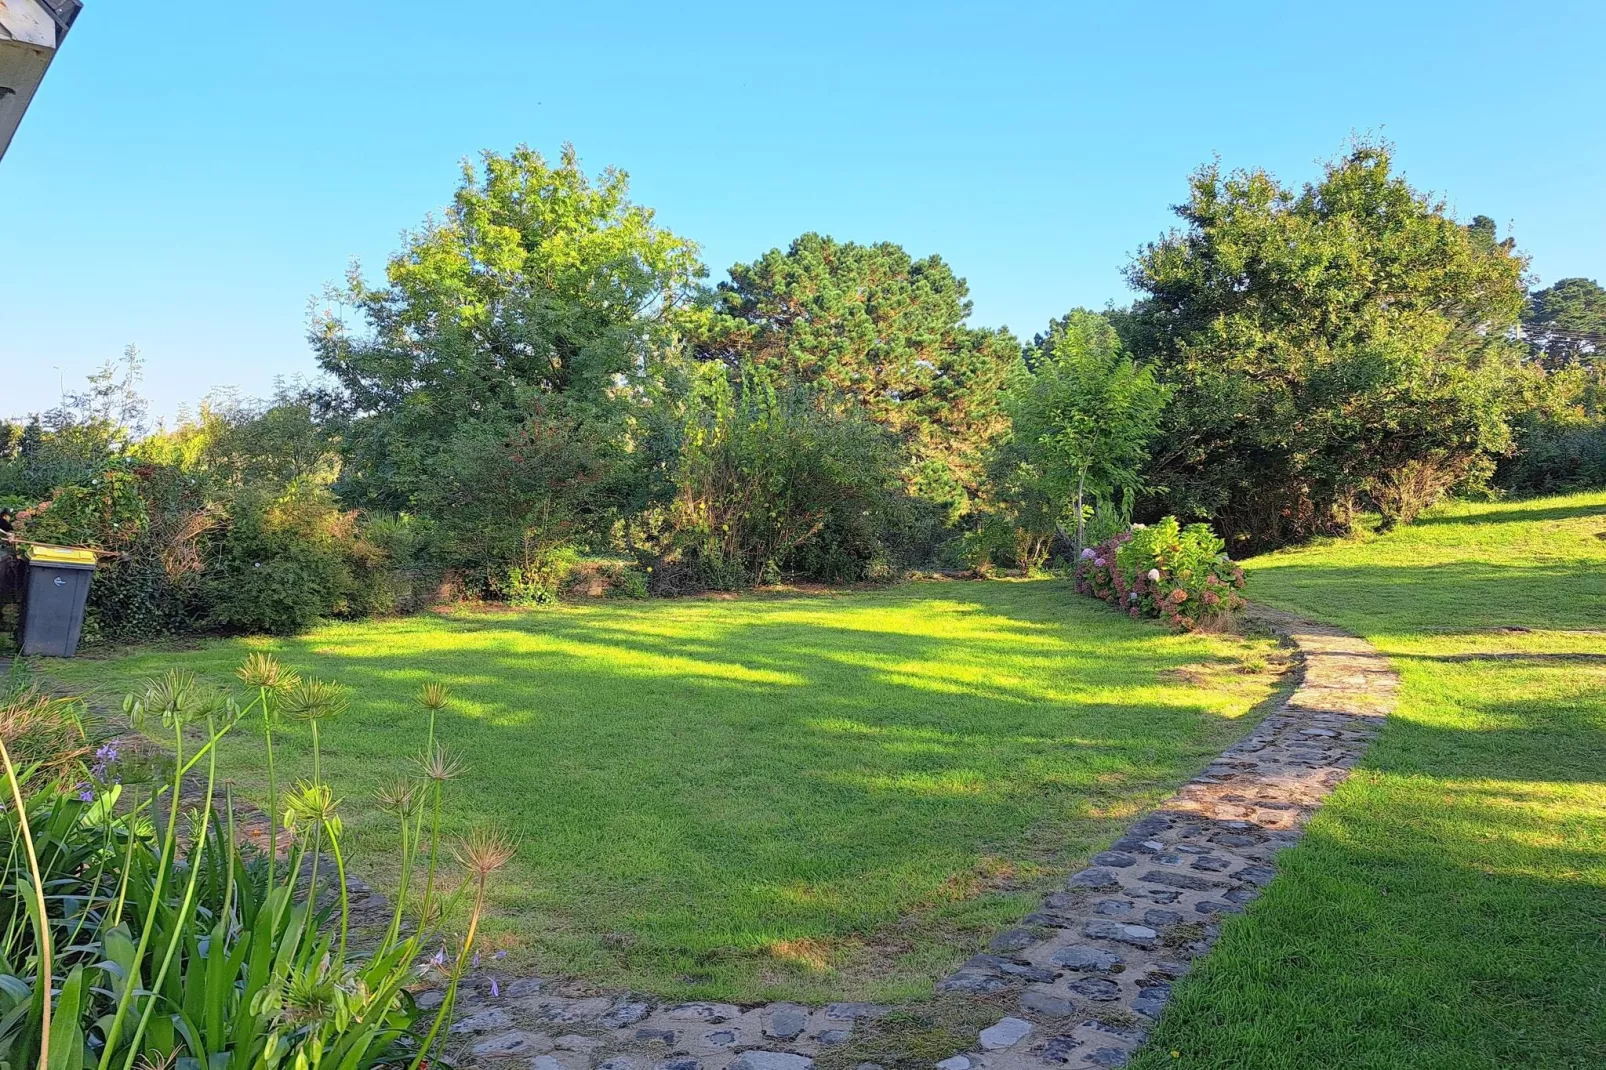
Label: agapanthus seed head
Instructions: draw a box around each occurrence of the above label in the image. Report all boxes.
[454,824,517,877]
[279,678,349,723]
[132,669,198,723]
[282,780,343,833]
[237,652,301,692]
[134,1051,179,1070]
[129,670,233,727]
[417,682,450,711]
[277,968,342,1027]
[415,742,466,783]
[374,776,422,817]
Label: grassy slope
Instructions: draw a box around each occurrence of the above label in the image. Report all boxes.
[1134,492,1606,1070]
[47,580,1281,1003]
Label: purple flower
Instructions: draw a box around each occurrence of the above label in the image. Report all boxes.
[77,785,95,803]
[1129,592,1139,602]
[1079,548,1096,561]
[490,978,501,998]
[472,951,481,968]
[89,742,122,782]
[1094,558,1106,567]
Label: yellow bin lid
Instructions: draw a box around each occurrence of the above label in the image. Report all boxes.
[26,543,98,567]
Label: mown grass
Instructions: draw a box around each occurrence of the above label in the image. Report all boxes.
[45,579,1283,1003]
[1133,491,1606,1070]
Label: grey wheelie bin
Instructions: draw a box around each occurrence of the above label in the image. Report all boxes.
[19,544,96,657]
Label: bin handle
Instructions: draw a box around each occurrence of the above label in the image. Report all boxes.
[1,534,120,559]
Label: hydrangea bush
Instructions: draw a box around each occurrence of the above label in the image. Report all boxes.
[1074,516,1246,630]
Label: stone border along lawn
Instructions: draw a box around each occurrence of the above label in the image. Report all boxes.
[434,607,1396,1070]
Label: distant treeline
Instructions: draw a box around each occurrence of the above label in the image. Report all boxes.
[2,139,1601,640]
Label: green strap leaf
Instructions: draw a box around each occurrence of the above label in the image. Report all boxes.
[46,966,86,1070]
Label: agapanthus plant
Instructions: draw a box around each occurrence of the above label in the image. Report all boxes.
[0,658,490,1070]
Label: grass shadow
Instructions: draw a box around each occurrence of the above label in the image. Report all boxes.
[44,578,1286,1003]
[1414,501,1606,526]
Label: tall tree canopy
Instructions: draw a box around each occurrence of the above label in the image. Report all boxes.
[702,233,1021,515]
[313,144,705,509]
[1524,277,1606,369]
[1121,142,1529,549]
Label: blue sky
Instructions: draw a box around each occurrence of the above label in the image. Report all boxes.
[3,1,1603,420]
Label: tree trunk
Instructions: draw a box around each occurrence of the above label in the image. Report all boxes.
[1074,469,1087,557]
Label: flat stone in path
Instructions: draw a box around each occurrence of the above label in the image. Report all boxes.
[1051,946,1121,972]
[450,1008,512,1034]
[603,1001,653,1028]
[990,927,1041,952]
[765,1003,809,1041]
[979,1017,1033,1050]
[1019,991,1076,1019]
[728,1054,814,1070]
[471,1031,553,1058]
[667,1003,743,1023]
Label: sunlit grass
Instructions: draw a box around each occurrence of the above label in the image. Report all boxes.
[48,579,1283,1002]
[1134,491,1606,1070]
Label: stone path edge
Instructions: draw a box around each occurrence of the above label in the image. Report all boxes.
[436,605,1400,1070]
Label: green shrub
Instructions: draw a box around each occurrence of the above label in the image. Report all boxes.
[1074,517,1247,630]
[208,483,370,635]
[607,564,650,600]
[1503,420,1606,492]
[494,544,581,606]
[413,405,638,601]
[352,512,443,615]
[655,365,913,591]
[1498,365,1606,493]
[953,514,1016,576]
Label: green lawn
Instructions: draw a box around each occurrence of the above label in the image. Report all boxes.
[1133,491,1606,1070]
[46,579,1282,1003]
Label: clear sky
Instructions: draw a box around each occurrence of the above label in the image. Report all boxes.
[3,1,1603,420]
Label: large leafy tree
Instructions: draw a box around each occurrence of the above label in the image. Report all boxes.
[1003,310,1169,553]
[702,233,1021,515]
[313,144,705,511]
[1121,142,1528,549]
[1524,277,1606,369]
